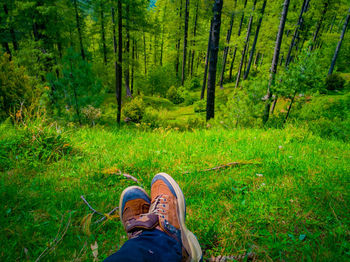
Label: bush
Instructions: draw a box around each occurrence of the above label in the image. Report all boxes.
[194,99,206,113]
[122,97,145,123]
[0,122,73,171]
[185,77,201,90]
[81,105,101,126]
[144,64,178,96]
[325,74,345,91]
[0,53,35,119]
[297,94,350,121]
[167,86,184,104]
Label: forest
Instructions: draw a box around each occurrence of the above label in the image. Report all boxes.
[0,0,350,261]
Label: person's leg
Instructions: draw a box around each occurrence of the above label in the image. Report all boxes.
[104,229,182,262]
[104,174,202,262]
[149,173,202,261]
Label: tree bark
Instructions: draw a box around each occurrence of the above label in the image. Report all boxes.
[100,0,107,64]
[181,0,190,86]
[244,0,267,79]
[229,3,246,81]
[235,0,257,88]
[201,20,213,100]
[112,2,122,123]
[124,4,132,97]
[219,8,235,88]
[3,4,18,51]
[176,0,183,76]
[285,0,309,67]
[262,0,290,124]
[73,0,85,60]
[190,0,199,76]
[328,8,350,75]
[206,0,223,121]
[143,32,147,75]
[131,38,135,95]
[310,0,329,51]
[284,91,297,124]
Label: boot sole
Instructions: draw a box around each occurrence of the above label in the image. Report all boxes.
[156,173,202,262]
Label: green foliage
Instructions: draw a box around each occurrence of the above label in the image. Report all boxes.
[325,74,345,91]
[167,86,184,104]
[294,94,350,141]
[217,80,266,128]
[184,77,201,91]
[276,50,325,97]
[0,53,35,118]
[47,49,103,122]
[122,97,145,123]
[144,64,178,96]
[193,99,206,113]
[0,121,73,171]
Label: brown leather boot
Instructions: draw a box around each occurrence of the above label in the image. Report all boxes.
[119,186,157,239]
[149,173,202,262]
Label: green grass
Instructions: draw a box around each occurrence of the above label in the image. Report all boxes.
[1,122,349,261]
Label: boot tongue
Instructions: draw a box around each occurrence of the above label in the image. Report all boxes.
[124,213,159,233]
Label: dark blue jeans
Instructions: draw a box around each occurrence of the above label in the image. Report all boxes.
[103,229,182,262]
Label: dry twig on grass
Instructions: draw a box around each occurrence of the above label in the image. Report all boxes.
[35,211,72,262]
[183,160,261,174]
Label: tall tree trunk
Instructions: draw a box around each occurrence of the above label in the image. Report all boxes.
[262,0,290,124]
[143,32,147,75]
[190,0,199,76]
[73,0,85,60]
[329,14,336,33]
[310,0,329,51]
[131,39,135,95]
[160,2,167,66]
[219,7,235,88]
[176,0,183,76]
[229,1,246,81]
[206,0,223,121]
[254,51,260,66]
[284,91,297,124]
[244,0,267,79]
[285,0,310,67]
[235,0,257,88]
[328,8,350,75]
[181,0,190,86]
[124,4,132,97]
[112,2,122,123]
[100,1,107,64]
[201,20,213,100]
[3,4,18,51]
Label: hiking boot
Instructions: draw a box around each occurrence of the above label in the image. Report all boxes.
[119,186,157,239]
[150,173,202,262]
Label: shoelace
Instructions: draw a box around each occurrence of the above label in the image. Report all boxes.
[149,195,168,219]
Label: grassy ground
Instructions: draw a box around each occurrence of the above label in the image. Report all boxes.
[1,123,349,261]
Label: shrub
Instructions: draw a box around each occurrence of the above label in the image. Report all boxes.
[194,100,206,113]
[0,53,35,119]
[185,77,201,90]
[144,64,178,96]
[325,74,345,91]
[0,122,73,171]
[122,97,145,123]
[81,105,101,126]
[167,86,184,104]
